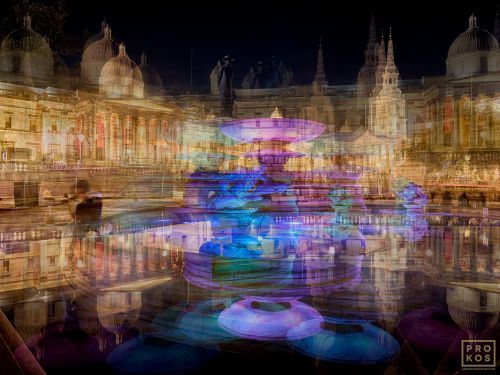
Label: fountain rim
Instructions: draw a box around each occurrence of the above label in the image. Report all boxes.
[220,117,326,143]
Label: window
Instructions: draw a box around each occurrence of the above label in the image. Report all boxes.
[4,114,12,129]
[28,257,34,270]
[2,260,9,273]
[29,117,37,132]
[48,256,56,267]
[51,121,58,132]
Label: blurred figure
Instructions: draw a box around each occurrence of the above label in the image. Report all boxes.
[68,179,102,236]
[61,179,102,271]
[479,192,487,208]
[459,192,469,209]
[442,191,452,207]
[429,191,435,203]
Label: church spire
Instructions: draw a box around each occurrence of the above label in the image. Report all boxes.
[378,29,386,65]
[369,11,377,43]
[386,27,394,67]
[356,12,380,97]
[372,30,387,95]
[313,37,328,86]
[382,27,399,90]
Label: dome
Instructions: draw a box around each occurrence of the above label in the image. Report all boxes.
[242,56,293,89]
[448,15,499,58]
[99,43,144,98]
[446,14,500,77]
[0,14,54,83]
[81,25,118,86]
[83,20,117,50]
[138,53,164,96]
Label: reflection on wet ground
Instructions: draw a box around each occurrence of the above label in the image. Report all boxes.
[0,206,499,374]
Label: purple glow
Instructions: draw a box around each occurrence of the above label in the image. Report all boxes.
[218,296,324,341]
[243,149,304,158]
[397,182,428,209]
[220,118,325,143]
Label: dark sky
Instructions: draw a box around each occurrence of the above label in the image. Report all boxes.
[64,0,498,89]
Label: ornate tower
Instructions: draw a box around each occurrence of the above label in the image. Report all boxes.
[382,29,399,92]
[372,31,386,97]
[312,38,328,94]
[369,29,406,141]
[356,13,379,98]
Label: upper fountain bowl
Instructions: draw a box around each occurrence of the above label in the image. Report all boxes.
[220,118,326,143]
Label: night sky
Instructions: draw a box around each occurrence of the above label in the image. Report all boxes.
[62,0,498,89]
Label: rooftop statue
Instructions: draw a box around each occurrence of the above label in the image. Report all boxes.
[218,55,236,117]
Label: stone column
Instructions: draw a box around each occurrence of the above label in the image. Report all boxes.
[453,228,461,272]
[109,114,114,162]
[132,116,137,163]
[453,97,460,148]
[121,114,127,163]
[130,234,137,277]
[470,227,477,274]
[61,114,68,163]
[103,235,110,284]
[155,248,161,271]
[143,246,149,273]
[41,112,50,156]
[103,111,109,161]
[91,112,97,161]
[470,97,476,148]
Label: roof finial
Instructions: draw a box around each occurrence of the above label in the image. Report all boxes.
[389,26,392,40]
[23,13,32,30]
[101,19,107,31]
[104,25,112,39]
[469,13,477,29]
[141,52,147,65]
[119,43,126,56]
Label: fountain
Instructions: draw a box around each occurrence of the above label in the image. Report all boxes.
[220,108,325,174]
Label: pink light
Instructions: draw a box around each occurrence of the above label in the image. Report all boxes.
[218,296,324,341]
[243,149,304,158]
[220,118,325,143]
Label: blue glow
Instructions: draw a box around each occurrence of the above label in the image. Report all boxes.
[288,317,400,364]
[107,334,217,374]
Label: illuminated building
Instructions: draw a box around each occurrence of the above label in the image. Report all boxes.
[0,9,499,204]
